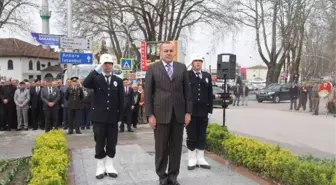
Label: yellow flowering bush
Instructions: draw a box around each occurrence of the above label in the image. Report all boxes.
[206,123,336,185]
[29,130,69,185]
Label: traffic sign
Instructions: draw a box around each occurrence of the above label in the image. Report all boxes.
[120,58,133,71]
[60,37,92,50]
[60,52,93,64]
[136,71,146,79]
[31,32,62,46]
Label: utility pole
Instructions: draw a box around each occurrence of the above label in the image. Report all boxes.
[67,0,73,78]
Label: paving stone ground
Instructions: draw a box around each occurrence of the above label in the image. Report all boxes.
[72,144,259,185]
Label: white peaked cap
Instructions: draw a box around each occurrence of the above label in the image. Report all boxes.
[100,53,117,64]
[191,54,204,62]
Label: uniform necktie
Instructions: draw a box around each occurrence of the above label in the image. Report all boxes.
[166,64,173,80]
[105,75,110,85]
[196,72,200,79]
[49,87,52,94]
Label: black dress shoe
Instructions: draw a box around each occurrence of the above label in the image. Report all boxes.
[168,179,180,185]
[107,173,118,178]
[119,130,124,132]
[96,173,105,179]
[128,129,134,132]
[67,131,73,135]
[24,128,29,131]
[76,131,82,134]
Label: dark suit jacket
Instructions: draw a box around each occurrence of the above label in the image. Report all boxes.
[40,86,61,110]
[123,86,133,111]
[132,91,140,112]
[83,70,124,124]
[144,61,192,124]
[30,86,42,109]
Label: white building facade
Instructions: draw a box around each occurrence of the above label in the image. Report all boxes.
[0,57,59,81]
[246,65,268,82]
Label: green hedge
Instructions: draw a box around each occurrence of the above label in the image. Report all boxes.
[29,130,70,185]
[206,123,336,185]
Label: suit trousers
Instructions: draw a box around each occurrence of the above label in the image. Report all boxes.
[120,110,132,131]
[68,109,80,131]
[63,107,68,127]
[16,107,29,129]
[154,113,184,181]
[186,116,208,151]
[93,122,118,159]
[31,107,43,129]
[44,107,59,132]
[132,108,139,127]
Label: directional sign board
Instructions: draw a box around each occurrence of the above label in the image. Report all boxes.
[31,32,62,46]
[60,37,92,50]
[120,58,133,71]
[60,52,93,64]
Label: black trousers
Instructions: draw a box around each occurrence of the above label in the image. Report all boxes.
[3,104,15,129]
[154,113,184,181]
[44,108,59,132]
[31,107,43,129]
[132,107,139,127]
[120,110,132,131]
[186,116,208,151]
[93,122,118,159]
[68,109,80,131]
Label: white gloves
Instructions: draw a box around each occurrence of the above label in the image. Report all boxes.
[118,121,122,127]
[208,113,212,122]
[131,105,134,110]
[95,63,104,73]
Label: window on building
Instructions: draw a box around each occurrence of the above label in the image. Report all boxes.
[8,60,13,70]
[37,75,41,80]
[48,62,51,67]
[28,75,34,79]
[37,61,41,70]
[29,60,33,70]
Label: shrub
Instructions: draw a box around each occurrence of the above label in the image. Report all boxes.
[206,123,336,185]
[29,130,69,185]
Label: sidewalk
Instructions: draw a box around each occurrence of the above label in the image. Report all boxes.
[71,144,259,185]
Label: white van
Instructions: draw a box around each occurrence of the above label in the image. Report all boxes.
[63,64,124,84]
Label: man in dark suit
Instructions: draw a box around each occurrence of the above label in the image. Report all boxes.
[40,77,61,132]
[145,41,192,185]
[79,81,93,129]
[289,82,299,110]
[131,84,140,129]
[65,77,84,134]
[186,55,213,171]
[120,78,133,132]
[30,79,43,130]
[83,54,123,179]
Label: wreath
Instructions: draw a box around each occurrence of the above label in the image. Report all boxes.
[327,99,336,114]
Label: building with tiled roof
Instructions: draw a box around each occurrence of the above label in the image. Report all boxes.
[0,38,61,81]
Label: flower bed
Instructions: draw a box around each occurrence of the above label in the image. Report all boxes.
[206,123,336,185]
[28,130,70,185]
[0,157,30,185]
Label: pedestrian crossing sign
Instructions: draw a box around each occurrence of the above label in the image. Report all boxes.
[120,58,133,71]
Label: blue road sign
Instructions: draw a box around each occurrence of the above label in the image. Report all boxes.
[60,52,93,64]
[31,32,62,46]
[120,58,133,71]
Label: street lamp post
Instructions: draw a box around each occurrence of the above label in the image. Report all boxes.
[67,0,72,78]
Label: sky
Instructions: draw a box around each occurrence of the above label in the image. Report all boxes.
[0,3,263,69]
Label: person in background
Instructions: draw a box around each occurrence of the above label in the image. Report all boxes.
[333,83,336,117]
[30,79,43,130]
[14,81,30,131]
[79,79,93,130]
[311,82,320,115]
[186,55,212,171]
[65,77,83,134]
[138,84,145,124]
[40,78,61,132]
[307,83,313,112]
[120,78,133,132]
[233,84,241,106]
[131,84,140,129]
[241,82,249,106]
[60,79,71,130]
[289,82,298,110]
[297,84,308,111]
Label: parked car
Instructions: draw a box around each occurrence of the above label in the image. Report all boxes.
[256,83,291,103]
[213,86,233,108]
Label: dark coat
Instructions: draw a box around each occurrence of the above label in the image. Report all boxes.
[83,70,124,124]
[188,70,213,117]
[65,86,84,110]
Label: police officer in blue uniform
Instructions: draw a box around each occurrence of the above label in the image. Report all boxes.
[186,55,213,170]
[83,54,124,179]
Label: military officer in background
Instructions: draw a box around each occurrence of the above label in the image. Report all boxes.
[83,54,124,179]
[65,77,84,134]
[186,55,213,170]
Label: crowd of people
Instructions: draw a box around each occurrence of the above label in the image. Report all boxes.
[0,76,146,133]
